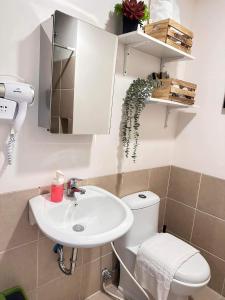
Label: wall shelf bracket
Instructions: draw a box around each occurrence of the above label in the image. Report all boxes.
[123,41,151,76]
[164,106,171,128]
[123,46,131,76]
[160,57,166,73]
[146,98,199,128]
[160,57,181,72]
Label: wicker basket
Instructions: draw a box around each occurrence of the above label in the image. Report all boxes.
[144,19,193,54]
[152,78,197,105]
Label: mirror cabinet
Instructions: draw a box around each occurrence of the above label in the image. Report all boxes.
[39,11,118,134]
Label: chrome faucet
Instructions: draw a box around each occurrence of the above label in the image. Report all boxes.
[67,178,86,205]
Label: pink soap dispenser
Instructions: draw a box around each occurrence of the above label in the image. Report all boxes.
[50,170,65,203]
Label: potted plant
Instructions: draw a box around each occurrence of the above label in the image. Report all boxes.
[114,0,150,33]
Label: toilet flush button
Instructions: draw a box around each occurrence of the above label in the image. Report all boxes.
[138,194,147,199]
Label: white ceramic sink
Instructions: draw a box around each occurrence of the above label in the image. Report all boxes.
[29,186,133,248]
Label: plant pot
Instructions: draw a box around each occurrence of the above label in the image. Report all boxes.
[123,16,139,33]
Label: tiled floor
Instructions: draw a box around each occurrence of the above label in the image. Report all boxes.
[85,284,124,300]
[85,291,112,300]
[86,287,225,300]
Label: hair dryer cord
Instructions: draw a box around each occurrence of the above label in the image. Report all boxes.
[7,130,16,165]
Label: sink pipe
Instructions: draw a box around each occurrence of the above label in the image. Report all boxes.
[53,244,78,275]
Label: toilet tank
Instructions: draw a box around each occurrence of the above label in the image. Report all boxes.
[118,191,160,248]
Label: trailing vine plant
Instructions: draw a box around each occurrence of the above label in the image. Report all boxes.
[121,74,160,162]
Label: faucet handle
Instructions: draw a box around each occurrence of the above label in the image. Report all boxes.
[67,178,83,189]
[67,178,86,198]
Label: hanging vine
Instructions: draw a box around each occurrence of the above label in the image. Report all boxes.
[121,74,160,162]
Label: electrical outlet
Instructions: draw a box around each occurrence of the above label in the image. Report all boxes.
[0,98,17,120]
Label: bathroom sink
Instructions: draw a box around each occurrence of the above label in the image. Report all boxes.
[29,186,133,248]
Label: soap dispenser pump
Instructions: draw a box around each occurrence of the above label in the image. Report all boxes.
[50,170,65,203]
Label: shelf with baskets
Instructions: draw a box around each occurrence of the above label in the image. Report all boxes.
[119,18,195,74]
[118,18,198,126]
[119,29,195,64]
[118,31,199,123]
[146,97,198,110]
[146,77,198,126]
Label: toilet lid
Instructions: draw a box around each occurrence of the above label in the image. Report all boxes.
[174,252,210,284]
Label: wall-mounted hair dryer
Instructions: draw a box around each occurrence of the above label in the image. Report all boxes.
[0,82,34,132]
[0,81,34,164]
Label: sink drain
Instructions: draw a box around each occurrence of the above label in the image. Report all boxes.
[73,224,85,232]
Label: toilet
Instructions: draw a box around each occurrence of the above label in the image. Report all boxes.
[114,191,210,300]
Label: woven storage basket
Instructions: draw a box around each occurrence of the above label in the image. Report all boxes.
[152,78,197,105]
[145,19,193,54]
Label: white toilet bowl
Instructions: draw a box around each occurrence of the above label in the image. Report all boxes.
[169,252,210,300]
[114,191,211,300]
[126,243,210,300]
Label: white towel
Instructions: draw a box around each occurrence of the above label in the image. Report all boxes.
[134,233,199,300]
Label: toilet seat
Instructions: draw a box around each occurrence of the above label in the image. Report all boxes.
[174,252,210,284]
[128,237,210,285]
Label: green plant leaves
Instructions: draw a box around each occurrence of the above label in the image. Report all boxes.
[114,1,150,21]
[114,3,123,15]
[121,75,160,162]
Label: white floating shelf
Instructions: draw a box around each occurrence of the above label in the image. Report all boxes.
[146,98,199,128]
[146,98,199,112]
[119,30,195,62]
[175,105,199,114]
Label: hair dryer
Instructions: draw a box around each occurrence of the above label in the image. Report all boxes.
[0,81,34,164]
[0,82,34,132]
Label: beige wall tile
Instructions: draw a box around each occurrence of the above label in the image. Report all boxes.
[38,229,46,239]
[192,286,222,300]
[38,237,82,286]
[26,289,37,300]
[88,174,122,196]
[223,285,225,297]
[77,179,89,188]
[81,259,101,299]
[37,265,82,300]
[192,211,225,260]
[100,253,114,272]
[198,175,225,220]
[38,238,64,286]
[191,211,225,259]
[165,198,195,241]
[149,166,170,198]
[119,170,150,197]
[39,186,51,195]
[199,248,225,294]
[83,247,101,264]
[101,243,112,256]
[85,291,112,300]
[0,189,39,251]
[101,252,117,269]
[158,198,166,232]
[0,242,37,291]
[168,166,201,207]
[100,253,120,285]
